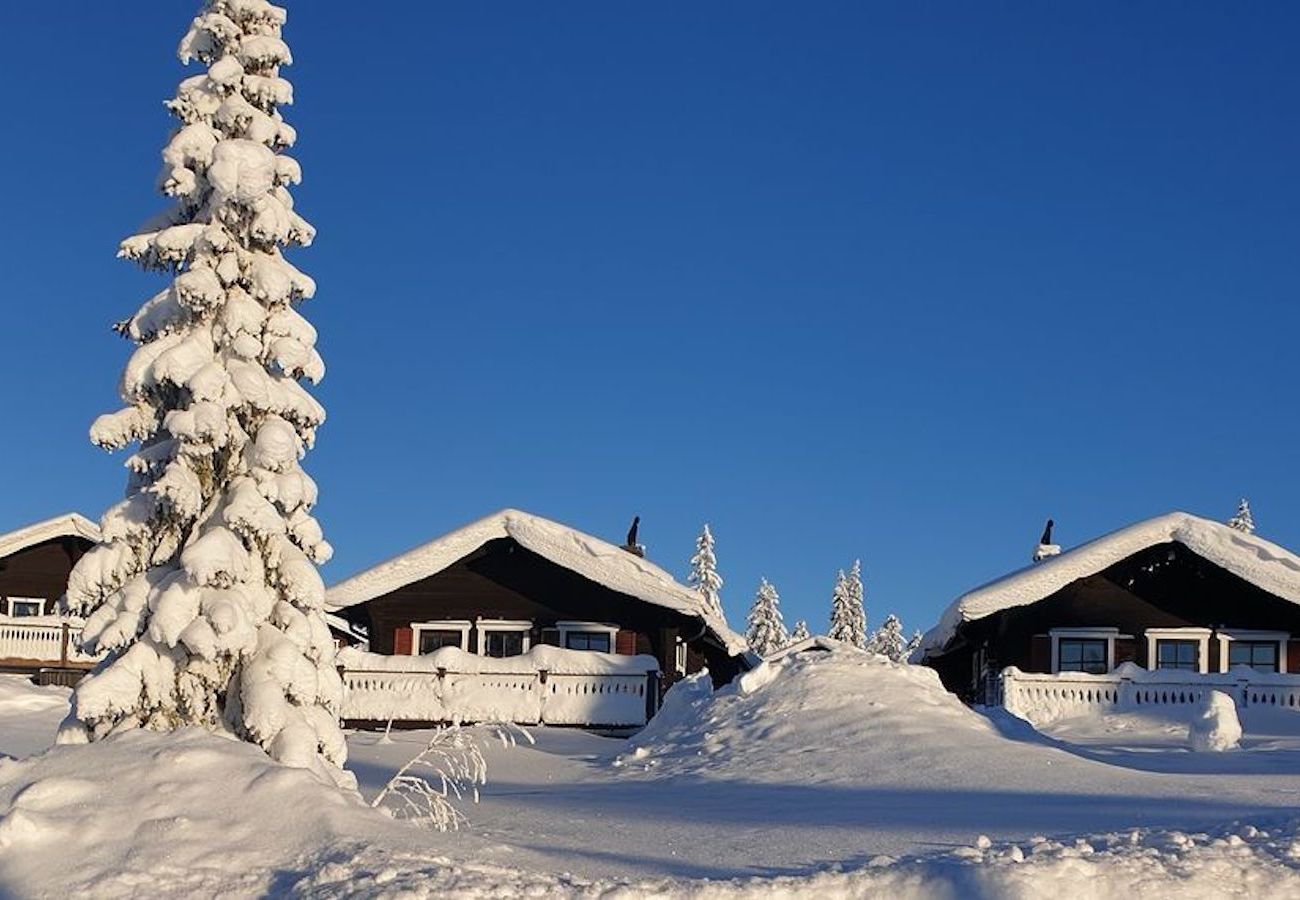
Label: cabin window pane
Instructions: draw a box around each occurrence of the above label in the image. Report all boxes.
[1228,641,1279,672]
[1058,638,1108,674]
[564,631,611,653]
[484,631,525,658]
[1156,640,1199,671]
[418,630,463,654]
[8,599,43,617]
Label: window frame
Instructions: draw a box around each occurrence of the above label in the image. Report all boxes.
[1216,629,1289,674]
[5,597,45,617]
[475,618,532,658]
[1145,627,1211,674]
[1049,627,1124,675]
[556,621,619,655]
[409,620,471,656]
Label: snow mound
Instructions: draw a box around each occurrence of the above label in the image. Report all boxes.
[1189,691,1243,752]
[0,729,408,897]
[617,644,1003,782]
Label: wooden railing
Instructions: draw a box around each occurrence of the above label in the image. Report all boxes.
[340,667,660,727]
[0,620,100,667]
[1001,666,1300,726]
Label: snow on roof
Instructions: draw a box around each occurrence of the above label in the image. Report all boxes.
[921,511,1300,657]
[326,508,748,655]
[0,512,100,561]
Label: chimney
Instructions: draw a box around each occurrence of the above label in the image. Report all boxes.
[1033,517,1061,562]
[622,515,646,558]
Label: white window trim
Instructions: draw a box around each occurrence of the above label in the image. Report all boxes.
[675,637,688,675]
[1216,629,1290,674]
[1049,627,1126,674]
[5,597,45,617]
[410,620,472,656]
[1145,627,1212,674]
[556,621,619,652]
[475,618,532,656]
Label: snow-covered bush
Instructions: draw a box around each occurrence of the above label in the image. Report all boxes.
[828,561,867,649]
[1188,691,1242,752]
[370,726,517,831]
[687,523,724,617]
[58,0,346,785]
[745,578,788,656]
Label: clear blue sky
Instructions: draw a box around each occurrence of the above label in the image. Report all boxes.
[1,3,1297,637]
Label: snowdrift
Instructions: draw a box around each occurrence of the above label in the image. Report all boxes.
[618,644,1009,784]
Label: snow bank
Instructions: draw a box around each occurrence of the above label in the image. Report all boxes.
[339,645,659,676]
[923,511,1300,655]
[326,508,747,655]
[1189,691,1243,752]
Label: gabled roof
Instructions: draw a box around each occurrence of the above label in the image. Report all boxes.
[0,512,100,561]
[326,508,748,655]
[921,511,1300,657]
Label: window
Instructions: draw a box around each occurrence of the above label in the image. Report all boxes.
[564,631,611,653]
[1058,638,1108,674]
[419,630,464,654]
[1229,641,1279,673]
[410,620,470,655]
[6,598,43,617]
[1156,640,1199,671]
[484,631,525,658]
[475,619,531,658]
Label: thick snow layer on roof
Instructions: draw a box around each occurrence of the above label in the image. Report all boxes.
[327,508,747,655]
[0,512,99,561]
[922,511,1300,657]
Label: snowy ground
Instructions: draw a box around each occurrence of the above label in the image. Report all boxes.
[5,652,1300,896]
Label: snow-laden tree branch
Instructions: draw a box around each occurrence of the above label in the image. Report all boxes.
[58,0,347,786]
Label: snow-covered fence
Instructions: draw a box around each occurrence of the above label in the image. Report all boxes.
[0,619,99,666]
[1001,664,1300,726]
[338,646,661,728]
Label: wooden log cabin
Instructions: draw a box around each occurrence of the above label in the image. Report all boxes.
[0,513,101,680]
[919,511,1300,704]
[327,509,750,701]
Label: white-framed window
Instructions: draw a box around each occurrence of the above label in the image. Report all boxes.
[476,618,532,658]
[5,597,44,617]
[556,621,619,654]
[1145,627,1211,674]
[1217,629,1289,674]
[675,637,688,675]
[1049,628,1125,675]
[411,620,471,656]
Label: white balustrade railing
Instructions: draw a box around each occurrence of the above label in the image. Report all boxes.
[341,667,658,727]
[1001,665,1300,726]
[0,619,99,666]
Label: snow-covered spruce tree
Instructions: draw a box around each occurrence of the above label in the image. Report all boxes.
[828,561,867,649]
[905,629,924,661]
[687,523,724,617]
[58,1,348,786]
[868,613,905,662]
[746,578,789,657]
[787,620,811,645]
[1228,498,1255,534]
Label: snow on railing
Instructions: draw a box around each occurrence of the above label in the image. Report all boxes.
[0,617,100,666]
[1001,663,1300,726]
[339,645,662,728]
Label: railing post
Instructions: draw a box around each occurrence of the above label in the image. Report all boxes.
[1237,676,1250,709]
[60,622,70,667]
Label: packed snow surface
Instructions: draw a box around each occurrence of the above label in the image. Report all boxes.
[327,508,746,653]
[8,652,1300,895]
[922,511,1300,654]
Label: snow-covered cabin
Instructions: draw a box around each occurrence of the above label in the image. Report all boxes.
[0,513,101,679]
[920,511,1300,704]
[327,509,749,727]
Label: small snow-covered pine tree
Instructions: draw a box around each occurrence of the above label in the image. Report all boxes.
[58,0,347,785]
[828,561,867,649]
[905,629,924,660]
[1228,499,1255,534]
[788,620,811,645]
[687,523,724,617]
[868,613,906,662]
[746,578,789,656]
